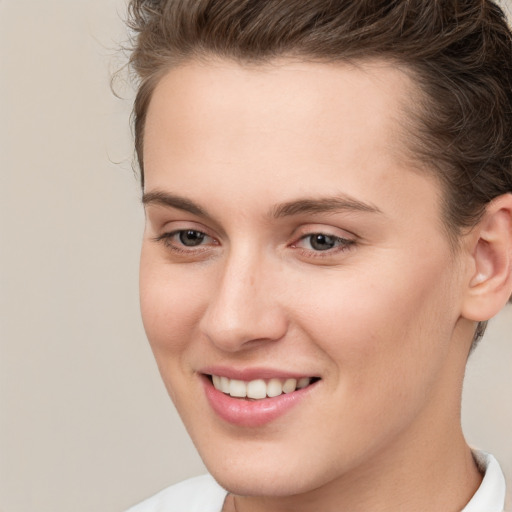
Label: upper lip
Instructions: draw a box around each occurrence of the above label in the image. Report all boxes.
[200,366,319,381]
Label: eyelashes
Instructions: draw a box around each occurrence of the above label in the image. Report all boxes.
[292,233,354,253]
[155,229,217,254]
[155,228,355,259]
[167,230,211,247]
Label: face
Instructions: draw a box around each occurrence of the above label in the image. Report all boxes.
[140,59,472,498]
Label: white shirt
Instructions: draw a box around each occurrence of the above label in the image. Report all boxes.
[125,451,506,512]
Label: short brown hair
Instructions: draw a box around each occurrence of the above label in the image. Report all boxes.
[127,0,512,343]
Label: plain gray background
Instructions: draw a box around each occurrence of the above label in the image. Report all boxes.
[0,1,511,511]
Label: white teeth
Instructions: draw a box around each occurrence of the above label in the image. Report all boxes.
[211,375,315,399]
[220,376,230,393]
[266,378,283,397]
[282,378,297,393]
[246,379,267,399]
[229,379,247,398]
[297,377,311,389]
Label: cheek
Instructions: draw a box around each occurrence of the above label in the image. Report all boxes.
[287,264,459,459]
[139,249,207,356]
[293,254,459,394]
[139,250,213,410]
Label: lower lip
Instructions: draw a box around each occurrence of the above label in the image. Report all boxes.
[202,376,316,427]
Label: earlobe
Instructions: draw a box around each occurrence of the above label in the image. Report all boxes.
[462,193,512,322]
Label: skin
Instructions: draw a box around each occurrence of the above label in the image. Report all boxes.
[139,59,486,512]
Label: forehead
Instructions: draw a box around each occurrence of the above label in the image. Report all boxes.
[145,58,418,166]
[143,58,442,231]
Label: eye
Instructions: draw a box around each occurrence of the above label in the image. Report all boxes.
[155,229,216,252]
[177,229,207,247]
[292,232,354,254]
[305,234,340,251]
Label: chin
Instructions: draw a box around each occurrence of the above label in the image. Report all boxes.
[209,463,320,497]
[193,434,338,498]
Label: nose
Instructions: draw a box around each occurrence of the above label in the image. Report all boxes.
[199,250,288,352]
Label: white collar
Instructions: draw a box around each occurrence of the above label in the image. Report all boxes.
[461,451,506,512]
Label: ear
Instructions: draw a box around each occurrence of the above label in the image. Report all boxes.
[461,193,512,322]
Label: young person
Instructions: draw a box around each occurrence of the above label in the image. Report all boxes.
[125,1,512,510]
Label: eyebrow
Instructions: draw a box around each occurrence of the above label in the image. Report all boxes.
[271,196,382,218]
[142,190,382,219]
[142,191,208,216]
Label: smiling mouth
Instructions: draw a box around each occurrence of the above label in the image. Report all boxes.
[207,375,321,400]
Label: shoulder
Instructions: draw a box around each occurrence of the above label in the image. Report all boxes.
[125,474,228,512]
